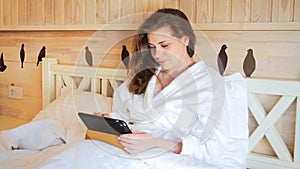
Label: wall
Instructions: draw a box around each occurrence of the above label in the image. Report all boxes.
[0,30,136,119]
[1,0,300,27]
[0,0,299,157]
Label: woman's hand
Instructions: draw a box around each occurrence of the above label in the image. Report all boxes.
[93,112,110,118]
[119,130,182,154]
[119,130,157,154]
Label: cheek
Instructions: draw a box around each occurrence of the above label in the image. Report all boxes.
[168,45,186,58]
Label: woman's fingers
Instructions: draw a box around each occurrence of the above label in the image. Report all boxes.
[92,112,110,117]
[119,140,143,154]
[118,133,157,153]
[92,112,102,116]
[130,129,145,134]
[119,136,139,153]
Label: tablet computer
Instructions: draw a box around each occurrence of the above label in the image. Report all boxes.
[78,112,132,136]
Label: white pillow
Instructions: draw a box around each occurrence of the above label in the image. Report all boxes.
[0,120,66,152]
[32,90,113,143]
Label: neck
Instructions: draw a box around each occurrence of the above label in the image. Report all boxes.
[165,58,195,78]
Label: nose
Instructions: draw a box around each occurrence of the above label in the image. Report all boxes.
[150,47,156,58]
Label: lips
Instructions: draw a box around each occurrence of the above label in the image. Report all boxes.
[158,60,166,65]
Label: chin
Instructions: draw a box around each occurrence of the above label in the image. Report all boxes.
[161,67,173,73]
[160,65,168,70]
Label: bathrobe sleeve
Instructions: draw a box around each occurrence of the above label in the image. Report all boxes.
[181,73,248,167]
[180,112,230,163]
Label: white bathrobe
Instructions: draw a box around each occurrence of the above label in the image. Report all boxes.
[111,60,249,168]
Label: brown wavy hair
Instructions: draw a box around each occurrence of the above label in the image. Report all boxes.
[128,8,196,95]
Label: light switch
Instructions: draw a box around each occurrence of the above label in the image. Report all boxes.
[8,86,23,99]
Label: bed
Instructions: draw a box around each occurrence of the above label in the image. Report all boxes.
[0,58,299,169]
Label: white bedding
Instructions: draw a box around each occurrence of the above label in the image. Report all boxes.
[0,89,221,169]
[0,139,219,169]
[33,89,113,143]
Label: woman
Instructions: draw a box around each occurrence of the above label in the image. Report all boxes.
[98,8,248,168]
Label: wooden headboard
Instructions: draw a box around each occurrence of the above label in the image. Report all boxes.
[42,58,127,108]
[42,58,300,169]
[245,78,300,169]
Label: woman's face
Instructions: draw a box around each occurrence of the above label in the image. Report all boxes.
[147,26,190,73]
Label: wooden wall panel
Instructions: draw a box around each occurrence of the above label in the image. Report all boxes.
[0,30,135,119]
[64,0,73,25]
[213,0,232,22]
[251,0,272,22]
[35,0,44,25]
[74,0,85,24]
[85,0,96,24]
[0,0,2,26]
[2,0,11,25]
[11,0,18,25]
[1,30,299,118]
[163,0,179,9]
[0,0,300,27]
[54,0,64,25]
[295,0,300,21]
[0,61,42,120]
[27,0,36,25]
[44,0,54,25]
[272,0,294,22]
[180,0,196,23]
[96,0,109,24]
[196,0,213,23]
[196,31,300,80]
[119,0,135,24]
[232,0,250,22]
[18,0,28,25]
[148,0,164,13]
[109,0,121,23]
[134,0,151,24]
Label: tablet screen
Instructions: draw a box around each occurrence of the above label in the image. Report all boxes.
[78,112,132,136]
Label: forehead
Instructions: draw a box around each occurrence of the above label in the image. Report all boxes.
[147,26,177,44]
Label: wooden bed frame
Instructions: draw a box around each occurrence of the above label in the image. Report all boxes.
[42,58,127,108]
[42,58,300,169]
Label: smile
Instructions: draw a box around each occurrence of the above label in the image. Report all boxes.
[158,60,167,65]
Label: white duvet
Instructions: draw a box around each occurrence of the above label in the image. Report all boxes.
[0,139,218,169]
[0,122,217,169]
[0,90,218,169]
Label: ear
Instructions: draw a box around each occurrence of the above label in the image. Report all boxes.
[182,36,189,46]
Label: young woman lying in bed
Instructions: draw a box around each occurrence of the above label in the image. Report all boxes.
[0,8,248,169]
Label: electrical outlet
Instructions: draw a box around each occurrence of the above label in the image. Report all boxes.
[8,86,23,99]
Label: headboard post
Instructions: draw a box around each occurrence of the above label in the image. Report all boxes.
[294,96,300,164]
[42,58,58,108]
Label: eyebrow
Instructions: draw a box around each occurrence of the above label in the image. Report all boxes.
[148,40,168,46]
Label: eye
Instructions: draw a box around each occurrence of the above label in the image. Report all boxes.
[161,44,168,48]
